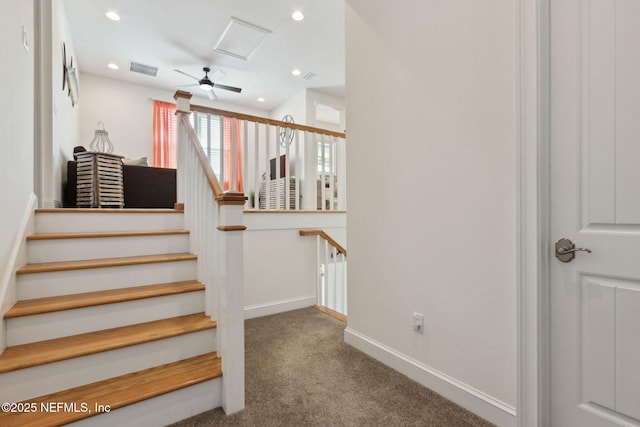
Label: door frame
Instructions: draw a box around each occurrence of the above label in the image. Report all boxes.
[516,0,551,425]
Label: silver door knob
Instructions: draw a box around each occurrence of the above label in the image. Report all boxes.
[555,238,592,263]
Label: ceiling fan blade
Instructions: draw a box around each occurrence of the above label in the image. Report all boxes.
[207,89,217,100]
[174,69,199,81]
[213,83,242,93]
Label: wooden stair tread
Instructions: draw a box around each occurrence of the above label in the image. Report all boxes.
[16,253,197,275]
[0,313,216,374]
[27,230,189,240]
[0,352,221,427]
[5,281,205,318]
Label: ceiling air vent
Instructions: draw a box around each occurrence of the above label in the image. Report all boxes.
[129,61,158,77]
[214,17,272,61]
[302,72,316,80]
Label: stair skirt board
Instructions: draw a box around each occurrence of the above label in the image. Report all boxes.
[6,291,205,346]
[34,211,184,234]
[0,329,216,403]
[0,193,37,351]
[27,234,190,263]
[67,378,222,427]
[16,260,197,299]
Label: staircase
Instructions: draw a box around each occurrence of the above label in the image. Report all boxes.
[0,208,222,426]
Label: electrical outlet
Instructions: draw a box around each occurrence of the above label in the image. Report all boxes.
[412,312,424,332]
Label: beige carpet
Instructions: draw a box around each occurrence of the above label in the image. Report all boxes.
[168,307,494,427]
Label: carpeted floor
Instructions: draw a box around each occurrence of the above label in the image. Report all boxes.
[168,307,494,427]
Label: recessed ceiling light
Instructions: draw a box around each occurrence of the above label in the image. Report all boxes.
[291,68,301,76]
[106,11,120,21]
[292,11,305,21]
[257,97,265,102]
[107,63,119,70]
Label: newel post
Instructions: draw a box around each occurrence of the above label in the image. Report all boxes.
[174,90,192,208]
[216,191,247,414]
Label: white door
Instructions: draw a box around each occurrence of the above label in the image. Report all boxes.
[550,0,640,425]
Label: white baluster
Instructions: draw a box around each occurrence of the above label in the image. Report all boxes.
[294,130,301,211]
[243,120,248,205]
[231,118,238,192]
[336,136,347,211]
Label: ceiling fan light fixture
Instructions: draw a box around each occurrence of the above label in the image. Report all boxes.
[200,83,213,91]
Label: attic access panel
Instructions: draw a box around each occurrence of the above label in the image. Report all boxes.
[214,17,272,61]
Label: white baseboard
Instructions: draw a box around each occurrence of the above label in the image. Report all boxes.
[244,296,315,320]
[0,193,37,352]
[344,327,517,427]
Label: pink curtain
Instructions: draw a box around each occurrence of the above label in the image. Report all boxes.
[152,101,177,168]
[223,117,243,192]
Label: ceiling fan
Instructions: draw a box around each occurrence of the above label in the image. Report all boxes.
[174,67,242,100]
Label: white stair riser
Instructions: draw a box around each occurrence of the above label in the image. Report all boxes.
[17,260,197,299]
[67,378,221,427]
[0,329,217,403]
[6,291,205,346]
[35,212,184,234]
[27,234,190,263]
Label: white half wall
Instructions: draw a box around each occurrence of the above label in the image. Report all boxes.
[243,212,346,319]
[345,1,516,425]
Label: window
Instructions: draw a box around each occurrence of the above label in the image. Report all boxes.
[152,104,242,192]
[317,141,335,174]
[190,112,222,177]
[189,112,243,192]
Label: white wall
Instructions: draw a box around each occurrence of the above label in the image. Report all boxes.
[52,0,79,186]
[271,89,307,125]
[344,1,516,425]
[243,212,346,319]
[78,73,270,165]
[0,0,35,349]
[35,0,80,207]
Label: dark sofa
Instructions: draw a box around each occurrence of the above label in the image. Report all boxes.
[65,161,177,208]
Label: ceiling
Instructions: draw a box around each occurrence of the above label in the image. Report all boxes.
[63,0,345,111]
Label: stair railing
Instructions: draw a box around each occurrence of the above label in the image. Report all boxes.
[174,91,245,414]
[187,104,347,211]
[299,230,347,317]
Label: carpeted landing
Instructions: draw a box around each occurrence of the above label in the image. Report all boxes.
[168,307,494,427]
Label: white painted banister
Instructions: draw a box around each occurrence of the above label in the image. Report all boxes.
[174,90,245,414]
[299,229,347,316]
[188,103,346,211]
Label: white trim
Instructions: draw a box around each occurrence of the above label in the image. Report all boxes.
[244,296,315,320]
[344,327,517,427]
[243,211,346,231]
[516,0,550,426]
[0,193,37,351]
